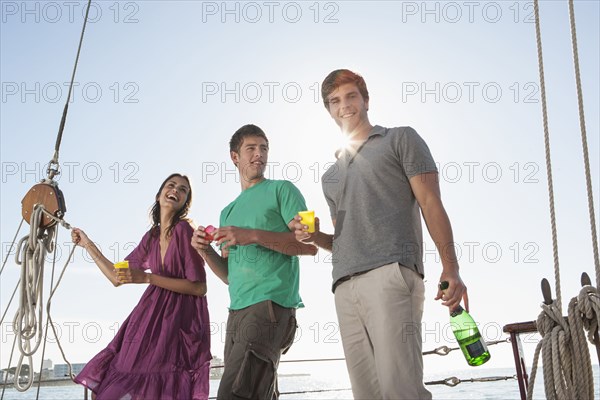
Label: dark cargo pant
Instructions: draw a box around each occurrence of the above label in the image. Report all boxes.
[217,300,297,400]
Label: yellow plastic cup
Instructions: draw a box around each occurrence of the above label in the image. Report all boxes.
[298,210,315,233]
[114,261,129,269]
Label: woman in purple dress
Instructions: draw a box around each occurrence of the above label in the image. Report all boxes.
[71,173,211,400]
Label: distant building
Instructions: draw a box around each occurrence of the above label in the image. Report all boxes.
[42,359,52,370]
[40,369,52,380]
[54,363,86,378]
[210,356,223,379]
[40,359,53,380]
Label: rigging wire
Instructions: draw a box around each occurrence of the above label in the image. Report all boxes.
[36,228,61,399]
[48,0,93,179]
[0,219,24,276]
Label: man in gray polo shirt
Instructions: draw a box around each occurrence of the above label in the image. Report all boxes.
[295,69,468,399]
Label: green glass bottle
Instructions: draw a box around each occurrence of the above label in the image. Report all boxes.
[440,281,491,366]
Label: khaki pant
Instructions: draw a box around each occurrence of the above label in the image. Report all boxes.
[334,262,432,400]
[217,300,297,400]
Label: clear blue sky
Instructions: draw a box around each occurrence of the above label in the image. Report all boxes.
[1,0,599,378]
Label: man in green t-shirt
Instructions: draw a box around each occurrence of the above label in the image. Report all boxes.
[191,124,317,399]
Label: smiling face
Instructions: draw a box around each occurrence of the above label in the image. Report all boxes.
[157,175,191,213]
[326,82,370,136]
[231,135,269,186]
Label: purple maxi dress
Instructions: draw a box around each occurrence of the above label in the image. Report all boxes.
[75,221,211,400]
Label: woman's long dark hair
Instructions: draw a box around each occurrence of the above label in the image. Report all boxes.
[149,173,192,238]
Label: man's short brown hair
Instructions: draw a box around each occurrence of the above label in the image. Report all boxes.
[229,124,269,153]
[321,69,369,110]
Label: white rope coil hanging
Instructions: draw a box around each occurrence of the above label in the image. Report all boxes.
[12,205,56,392]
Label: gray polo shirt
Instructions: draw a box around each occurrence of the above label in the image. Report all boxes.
[322,125,438,289]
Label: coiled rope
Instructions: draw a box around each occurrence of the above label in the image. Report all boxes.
[566,286,597,400]
[1,206,74,397]
[12,206,57,392]
[527,302,574,400]
[527,291,598,400]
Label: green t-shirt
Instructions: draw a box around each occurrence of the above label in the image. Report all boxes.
[220,179,307,310]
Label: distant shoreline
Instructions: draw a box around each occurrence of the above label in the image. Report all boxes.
[1,378,77,388]
[1,373,312,387]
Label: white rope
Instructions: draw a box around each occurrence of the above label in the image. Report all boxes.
[526,337,544,400]
[526,2,596,397]
[533,0,563,311]
[11,205,56,392]
[576,285,600,346]
[527,303,575,400]
[567,287,597,400]
[527,1,599,397]
[2,204,76,394]
[34,231,78,399]
[527,288,599,400]
[567,0,600,288]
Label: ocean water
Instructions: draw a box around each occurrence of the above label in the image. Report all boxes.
[1,367,598,400]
